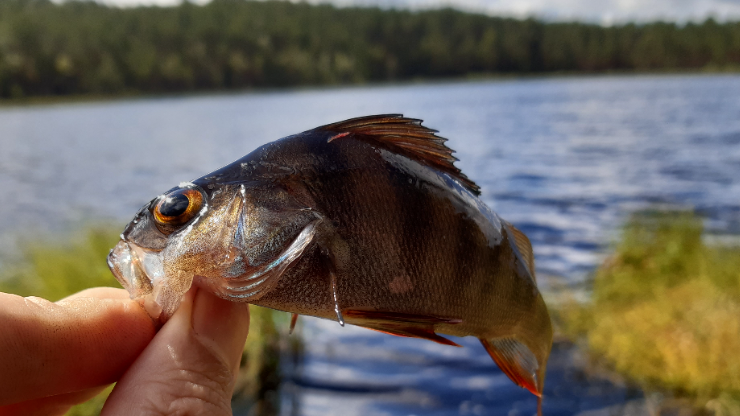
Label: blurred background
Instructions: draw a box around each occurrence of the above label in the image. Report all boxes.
[0,0,739,415]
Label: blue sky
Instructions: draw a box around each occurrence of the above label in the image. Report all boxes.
[95,0,740,23]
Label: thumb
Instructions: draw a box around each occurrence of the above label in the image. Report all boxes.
[102,288,250,416]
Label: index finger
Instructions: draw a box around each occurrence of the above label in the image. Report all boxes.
[0,288,156,406]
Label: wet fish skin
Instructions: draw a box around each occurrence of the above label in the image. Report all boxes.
[108,115,552,404]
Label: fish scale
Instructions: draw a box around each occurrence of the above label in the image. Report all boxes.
[108,114,552,414]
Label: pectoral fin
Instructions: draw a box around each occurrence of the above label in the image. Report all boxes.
[222,220,319,300]
[344,309,462,347]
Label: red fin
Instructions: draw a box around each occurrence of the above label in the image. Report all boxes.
[289,313,299,334]
[327,131,350,142]
[344,309,462,347]
[318,114,481,196]
[366,325,462,347]
[480,337,542,397]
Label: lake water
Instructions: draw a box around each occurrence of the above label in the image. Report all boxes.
[1,74,739,415]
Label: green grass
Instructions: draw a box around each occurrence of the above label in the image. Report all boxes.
[0,225,122,300]
[0,225,292,416]
[233,305,298,415]
[558,211,740,414]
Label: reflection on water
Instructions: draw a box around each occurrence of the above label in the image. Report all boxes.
[1,74,739,414]
[280,321,647,416]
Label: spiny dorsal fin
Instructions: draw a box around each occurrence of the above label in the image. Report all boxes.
[507,223,536,283]
[319,114,481,196]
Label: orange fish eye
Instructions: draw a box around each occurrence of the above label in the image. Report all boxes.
[153,188,204,227]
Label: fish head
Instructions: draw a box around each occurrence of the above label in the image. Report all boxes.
[107,181,247,322]
[109,177,320,323]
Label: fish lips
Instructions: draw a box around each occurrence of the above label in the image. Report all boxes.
[108,240,167,320]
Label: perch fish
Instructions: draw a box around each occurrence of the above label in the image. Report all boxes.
[108,114,553,406]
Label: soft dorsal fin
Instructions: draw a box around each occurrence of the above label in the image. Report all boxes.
[507,223,536,282]
[319,114,481,196]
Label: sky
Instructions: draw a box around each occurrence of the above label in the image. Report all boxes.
[95,0,740,24]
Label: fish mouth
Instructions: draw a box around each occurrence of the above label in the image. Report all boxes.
[108,240,167,320]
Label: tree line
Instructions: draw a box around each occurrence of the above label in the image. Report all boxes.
[1,0,739,98]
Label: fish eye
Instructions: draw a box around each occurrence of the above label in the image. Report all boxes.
[159,193,189,217]
[153,188,204,229]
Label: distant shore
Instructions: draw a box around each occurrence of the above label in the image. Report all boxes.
[1,70,738,108]
[1,0,739,101]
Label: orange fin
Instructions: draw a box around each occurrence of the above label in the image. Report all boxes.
[319,114,480,196]
[480,337,542,397]
[289,313,299,334]
[344,309,462,347]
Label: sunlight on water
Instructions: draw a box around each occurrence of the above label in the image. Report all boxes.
[1,74,739,415]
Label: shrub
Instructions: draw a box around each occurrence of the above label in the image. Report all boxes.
[559,211,740,413]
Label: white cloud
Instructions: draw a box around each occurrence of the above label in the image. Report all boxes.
[90,0,740,23]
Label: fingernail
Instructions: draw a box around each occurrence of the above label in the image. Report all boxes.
[191,289,250,370]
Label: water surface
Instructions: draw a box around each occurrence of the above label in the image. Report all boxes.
[1,74,738,415]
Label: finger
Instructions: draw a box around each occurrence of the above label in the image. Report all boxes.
[0,386,106,416]
[102,288,250,416]
[0,290,156,406]
[59,287,132,302]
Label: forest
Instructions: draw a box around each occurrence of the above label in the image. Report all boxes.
[1,0,739,98]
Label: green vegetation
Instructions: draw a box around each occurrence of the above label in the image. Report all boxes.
[0,226,122,299]
[0,0,739,99]
[0,225,291,415]
[558,211,740,414]
[234,305,297,415]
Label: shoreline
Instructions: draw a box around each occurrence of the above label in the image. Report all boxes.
[1,70,738,109]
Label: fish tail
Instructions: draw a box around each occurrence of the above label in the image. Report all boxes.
[538,395,543,416]
[479,336,545,398]
[481,220,551,404]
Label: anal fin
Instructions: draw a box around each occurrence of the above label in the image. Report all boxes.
[480,337,542,397]
[344,309,462,347]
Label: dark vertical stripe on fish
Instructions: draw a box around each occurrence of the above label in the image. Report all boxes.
[398,175,430,311]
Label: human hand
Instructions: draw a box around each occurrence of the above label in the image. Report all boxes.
[0,287,250,416]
